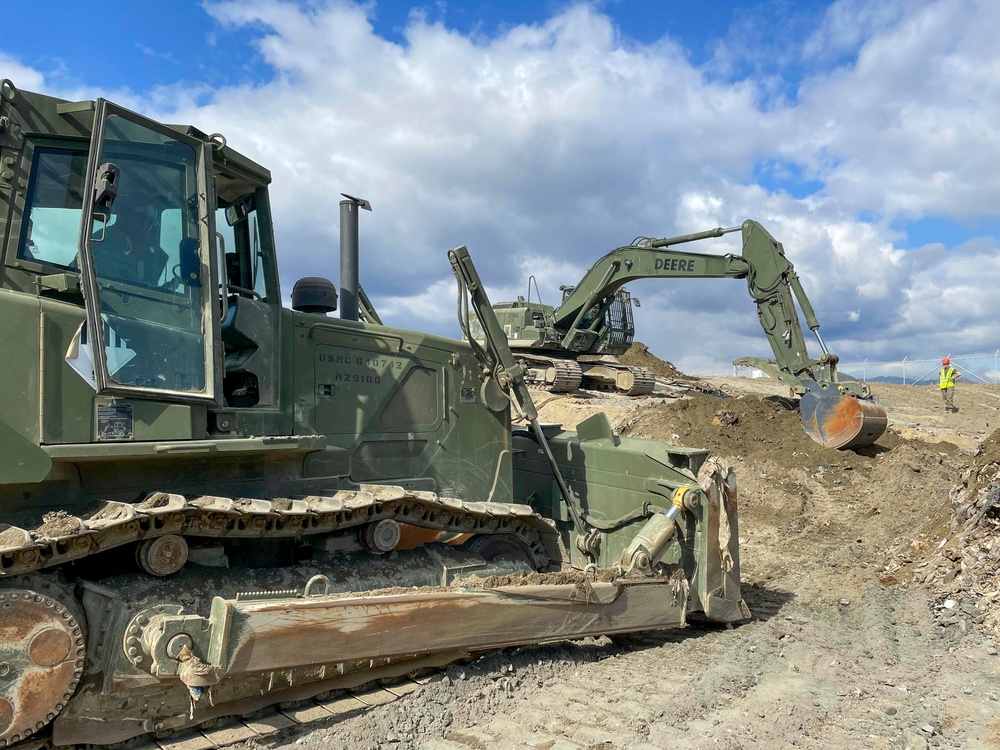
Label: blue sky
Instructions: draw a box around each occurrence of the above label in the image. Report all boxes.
[3,0,998,376]
[4,2,818,90]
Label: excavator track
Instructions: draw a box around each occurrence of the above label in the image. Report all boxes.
[514,354,656,397]
[617,366,657,396]
[0,485,556,579]
[577,360,656,396]
[517,356,583,393]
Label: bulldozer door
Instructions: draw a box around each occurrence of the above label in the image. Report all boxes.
[76,100,220,404]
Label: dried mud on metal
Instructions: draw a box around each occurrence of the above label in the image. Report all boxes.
[246,352,1000,750]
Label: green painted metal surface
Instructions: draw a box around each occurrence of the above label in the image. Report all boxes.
[0,83,746,748]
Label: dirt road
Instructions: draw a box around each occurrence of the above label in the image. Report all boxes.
[265,373,1000,750]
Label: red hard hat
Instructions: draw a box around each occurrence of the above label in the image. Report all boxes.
[942,358,950,365]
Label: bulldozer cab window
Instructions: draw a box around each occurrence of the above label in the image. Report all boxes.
[17,147,88,269]
[216,194,268,301]
[214,186,278,410]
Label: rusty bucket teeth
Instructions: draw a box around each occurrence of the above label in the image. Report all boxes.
[799,391,888,450]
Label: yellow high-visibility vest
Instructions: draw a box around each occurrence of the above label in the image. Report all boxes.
[939,366,957,388]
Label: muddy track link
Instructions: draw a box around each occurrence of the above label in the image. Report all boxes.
[0,485,557,579]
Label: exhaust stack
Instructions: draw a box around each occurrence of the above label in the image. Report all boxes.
[339,193,372,321]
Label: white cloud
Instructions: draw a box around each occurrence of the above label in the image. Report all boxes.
[786,0,1000,220]
[0,52,46,92]
[802,0,918,61]
[2,0,998,375]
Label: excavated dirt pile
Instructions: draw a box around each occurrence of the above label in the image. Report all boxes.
[619,342,722,396]
[619,342,687,380]
[618,391,965,604]
[621,392,898,464]
[937,429,1000,635]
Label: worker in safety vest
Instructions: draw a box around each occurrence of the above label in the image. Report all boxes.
[939,358,960,412]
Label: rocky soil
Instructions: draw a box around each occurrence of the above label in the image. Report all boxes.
[260,348,1000,750]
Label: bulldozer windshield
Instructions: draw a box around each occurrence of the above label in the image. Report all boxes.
[75,101,218,403]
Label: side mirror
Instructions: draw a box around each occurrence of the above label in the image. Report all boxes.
[225,200,248,227]
[90,162,120,240]
[92,162,120,211]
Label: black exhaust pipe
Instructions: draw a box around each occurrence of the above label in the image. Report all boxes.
[339,193,372,321]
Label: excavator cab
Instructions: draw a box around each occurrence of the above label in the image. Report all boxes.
[558,284,636,355]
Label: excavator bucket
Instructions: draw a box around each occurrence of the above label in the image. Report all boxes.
[799,391,888,449]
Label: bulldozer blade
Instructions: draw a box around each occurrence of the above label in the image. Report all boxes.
[799,391,888,449]
[54,577,689,745]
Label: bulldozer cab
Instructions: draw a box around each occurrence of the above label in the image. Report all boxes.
[17,98,280,414]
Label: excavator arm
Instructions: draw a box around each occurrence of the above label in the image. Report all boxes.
[550,220,887,449]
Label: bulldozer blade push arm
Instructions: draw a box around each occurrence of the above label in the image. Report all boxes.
[449,246,593,542]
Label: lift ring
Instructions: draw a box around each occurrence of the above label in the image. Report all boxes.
[1,79,17,101]
[304,574,331,597]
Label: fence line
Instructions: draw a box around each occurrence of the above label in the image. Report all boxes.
[696,349,1000,384]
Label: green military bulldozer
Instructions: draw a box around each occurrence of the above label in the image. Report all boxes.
[0,81,746,748]
[488,221,887,450]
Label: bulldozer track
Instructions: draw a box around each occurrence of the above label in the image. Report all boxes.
[0,487,559,749]
[0,485,557,579]
[11,667,454,750]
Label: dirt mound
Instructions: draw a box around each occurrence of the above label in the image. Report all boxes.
[621,393,897,469]
[618,342,685,380]
[615,392,965,607]
[958,427,1000,501]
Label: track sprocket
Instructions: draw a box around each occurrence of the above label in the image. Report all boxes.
[0,588,85,746]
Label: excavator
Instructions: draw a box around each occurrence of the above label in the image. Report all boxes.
[489,221,887,450]
[0,81,746,748]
